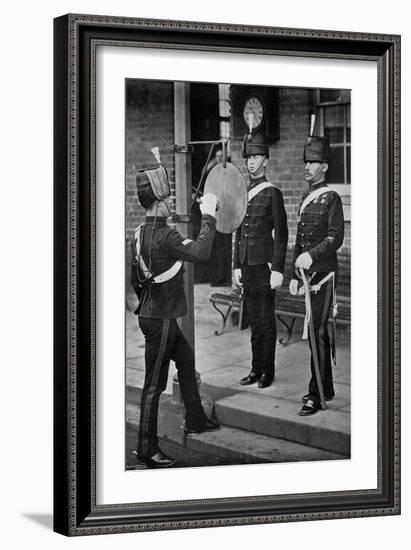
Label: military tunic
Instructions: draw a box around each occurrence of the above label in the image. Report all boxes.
[291,183,344,276]
[291,183,345,403]
[234,177,288,381]
[131,214,216,459]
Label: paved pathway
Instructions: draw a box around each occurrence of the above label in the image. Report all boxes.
[126,284,350,467]
[126,284,350,412]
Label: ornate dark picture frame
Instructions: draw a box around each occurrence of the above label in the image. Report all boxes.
[53,14,400,536]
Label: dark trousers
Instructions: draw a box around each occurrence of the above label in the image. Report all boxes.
[137,317,207,459]
[242,264,277,380]
[307,275,335,403]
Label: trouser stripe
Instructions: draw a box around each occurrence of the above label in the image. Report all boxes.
[139,319,169,457]
[318,280,333,381]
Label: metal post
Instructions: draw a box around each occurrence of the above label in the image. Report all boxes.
[174,82,195,349]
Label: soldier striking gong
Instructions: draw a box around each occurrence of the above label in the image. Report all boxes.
[131,152,220,468]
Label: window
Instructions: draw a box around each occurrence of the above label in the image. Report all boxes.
[315,89,351,185]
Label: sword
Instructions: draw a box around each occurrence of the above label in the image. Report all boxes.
[299,268,327,411]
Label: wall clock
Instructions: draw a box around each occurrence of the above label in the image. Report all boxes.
[231,85,280,141]
[243,96,264,130]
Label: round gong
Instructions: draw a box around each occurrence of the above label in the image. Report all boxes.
[203,162,247,233]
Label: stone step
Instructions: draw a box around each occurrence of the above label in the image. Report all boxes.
[126,401,347,469]
[215,393,350,456]
[126,373,350,456]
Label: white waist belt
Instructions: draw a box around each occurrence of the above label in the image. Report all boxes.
[151,261,182,283]
[134,224,182,284]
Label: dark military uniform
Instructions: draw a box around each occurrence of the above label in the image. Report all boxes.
[292,182,345,405]
[131,214,216,460]
[234,175,288,381]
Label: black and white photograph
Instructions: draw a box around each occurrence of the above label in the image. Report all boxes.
[125,80,351,470]
[51,11,400,537]
[1,0,407,545]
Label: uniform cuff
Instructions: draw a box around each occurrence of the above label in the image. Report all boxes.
[271,263,284,273]
[201,214,217,225]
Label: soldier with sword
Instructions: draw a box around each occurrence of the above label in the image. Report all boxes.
[290,120,345,416]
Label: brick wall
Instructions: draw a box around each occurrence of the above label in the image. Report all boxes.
[126,80,176,243]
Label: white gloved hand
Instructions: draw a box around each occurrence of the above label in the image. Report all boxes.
[295,252,313,270]
[200,193,218,217]
[270,271,283,289]
[233,268,242,288]
[289,279,299,296]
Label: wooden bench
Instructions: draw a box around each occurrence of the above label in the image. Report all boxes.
[209,288,244,336]
[209,252,350,343]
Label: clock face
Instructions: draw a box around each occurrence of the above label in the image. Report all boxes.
[243,97,264,129]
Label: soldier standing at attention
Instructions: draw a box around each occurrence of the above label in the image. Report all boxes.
[131,156,220,468]
[289,134,345,416]
[233,132,288,389]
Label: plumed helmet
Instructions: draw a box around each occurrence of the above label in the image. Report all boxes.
[241,132,269,159]
[303,136,330,163]
[136,165,170,209]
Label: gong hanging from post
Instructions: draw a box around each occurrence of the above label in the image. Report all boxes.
[203,162,247,234]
